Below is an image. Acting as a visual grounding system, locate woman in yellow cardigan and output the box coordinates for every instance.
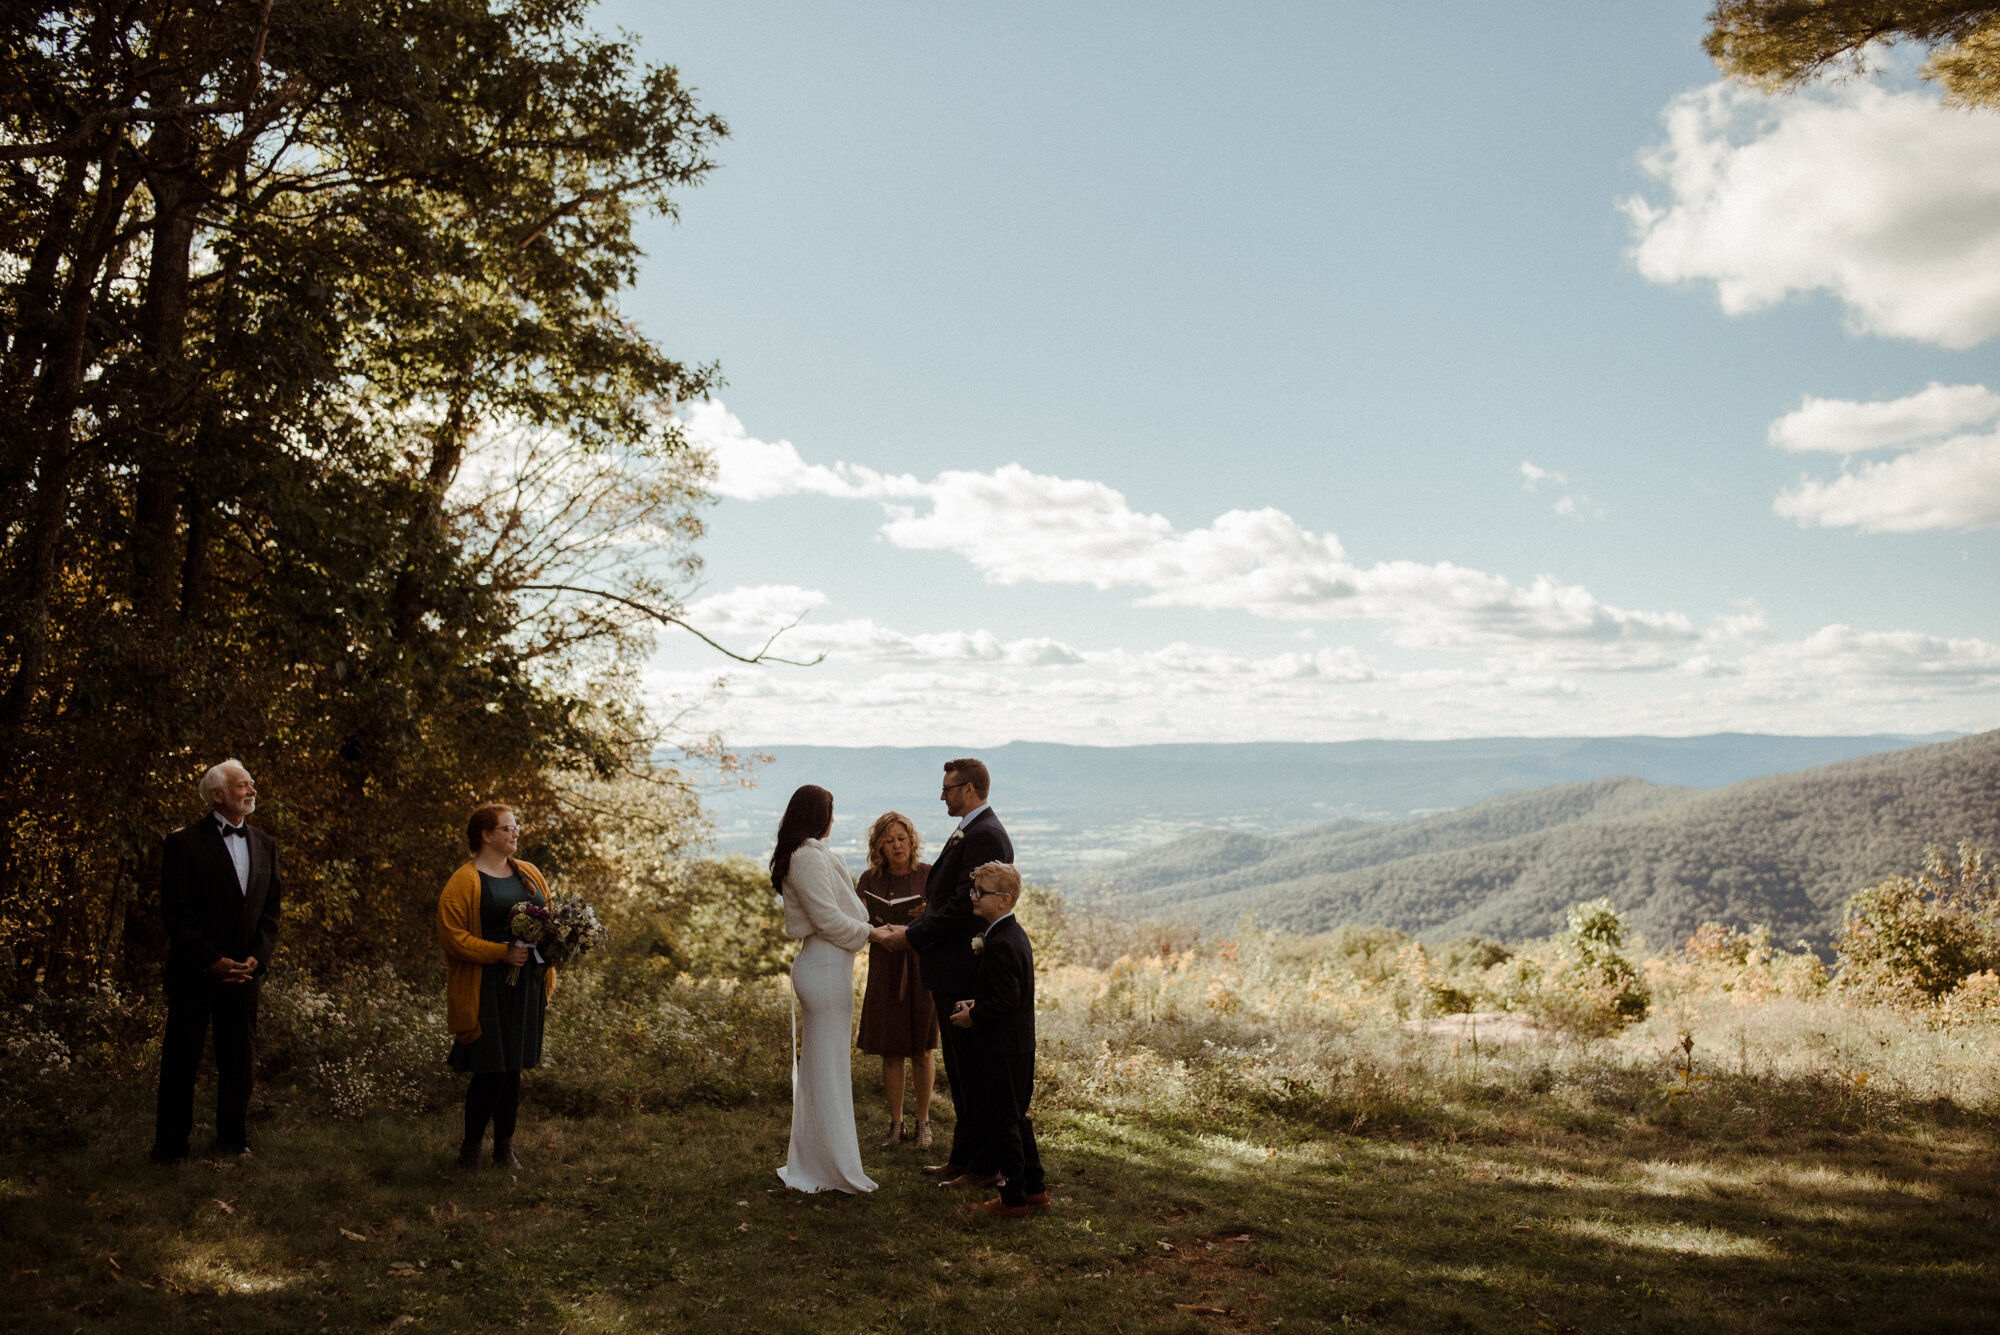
[437,803,556,1170]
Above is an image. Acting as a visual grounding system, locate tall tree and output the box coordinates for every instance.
[0,1,754,992]
[1706,2,2000,106]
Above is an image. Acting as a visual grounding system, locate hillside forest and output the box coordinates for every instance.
[1095,729,2000,948]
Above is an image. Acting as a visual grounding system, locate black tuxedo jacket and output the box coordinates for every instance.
[161,817,283,983]
[904,805,1012,999]
[970,914,1035,1056]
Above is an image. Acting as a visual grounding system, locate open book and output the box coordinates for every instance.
[862,890,923,924]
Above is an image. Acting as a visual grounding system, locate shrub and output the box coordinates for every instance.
[1837,842,1999,1005]
[1500,898,1650,1036]
[1651,921,1828,1003]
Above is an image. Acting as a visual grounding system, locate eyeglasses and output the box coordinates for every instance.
[494,825,520,835]
[970,886,1005,899]
[941,780,972,796]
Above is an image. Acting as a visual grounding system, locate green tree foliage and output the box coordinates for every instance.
[1836,842,1999,1002]
[1706,1,2000,108]
[0,1,747,995]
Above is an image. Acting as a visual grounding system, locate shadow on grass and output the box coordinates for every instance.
[3,1085,1997,1334]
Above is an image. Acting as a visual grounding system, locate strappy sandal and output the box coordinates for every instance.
[879,1119,905,1148]
[913,1120,933,1150]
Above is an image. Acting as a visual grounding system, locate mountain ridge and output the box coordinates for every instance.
[1089,730,2000,946]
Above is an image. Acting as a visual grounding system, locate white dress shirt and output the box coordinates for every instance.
[214,813,249,894]
[955,802,990,832]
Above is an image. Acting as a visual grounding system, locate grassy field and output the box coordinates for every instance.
[8,905,2000,1333]
[6,1057,1998,1334]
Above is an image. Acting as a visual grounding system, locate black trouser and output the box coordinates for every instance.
[933,992,994,1173]
[977,1051,1043,1205]
[463,1071,523,1149]
[152,973,260,1159]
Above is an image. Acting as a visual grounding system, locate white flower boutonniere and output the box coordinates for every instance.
[970,934,986,955]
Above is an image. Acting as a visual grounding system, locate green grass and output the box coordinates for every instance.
[5,1082,1997,1334]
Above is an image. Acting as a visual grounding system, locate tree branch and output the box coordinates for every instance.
[511,583,823,666]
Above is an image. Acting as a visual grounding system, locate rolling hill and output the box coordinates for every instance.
[1090,729,2000,947]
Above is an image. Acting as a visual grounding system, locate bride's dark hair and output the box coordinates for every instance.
[770,785,835,895]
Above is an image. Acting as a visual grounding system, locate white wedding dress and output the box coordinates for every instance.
[776,839,878,1194]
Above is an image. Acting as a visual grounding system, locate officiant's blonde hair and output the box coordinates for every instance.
[864,811,924,877]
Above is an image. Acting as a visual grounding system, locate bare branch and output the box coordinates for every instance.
[512,583,823,666]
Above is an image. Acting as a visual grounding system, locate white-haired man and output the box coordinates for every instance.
[150,759,283,1164]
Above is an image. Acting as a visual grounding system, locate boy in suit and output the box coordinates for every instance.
[951,861,1048,1218]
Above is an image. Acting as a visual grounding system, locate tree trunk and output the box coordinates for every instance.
[132,111,203,622]
[0,141,139,733]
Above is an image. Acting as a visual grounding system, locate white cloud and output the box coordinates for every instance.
[688,406,1684,653]
[1521,460,1602,521]
[684,400,923,502]
[1626,81,2000,349]
[681,584,1085,667]
[649,611,2000,747]
[1743,624,2000,683]
[1768,383,2000,453]
[1774,427,2000,531]
[1761,383,2000,532]
[682,584,828,634]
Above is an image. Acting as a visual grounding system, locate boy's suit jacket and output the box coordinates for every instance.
[970,913,1035,1056]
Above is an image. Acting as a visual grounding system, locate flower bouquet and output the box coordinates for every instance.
[507,896,608,984]
[506,901,553,986]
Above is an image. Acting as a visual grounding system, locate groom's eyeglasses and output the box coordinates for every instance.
[941,780,972,796]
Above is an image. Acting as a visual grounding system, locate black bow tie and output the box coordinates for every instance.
[219,824,247,839]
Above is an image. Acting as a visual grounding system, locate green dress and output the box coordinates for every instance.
[446,872,548,1074]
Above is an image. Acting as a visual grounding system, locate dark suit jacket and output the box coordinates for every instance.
[161,816,282,982]
[969,914,1035,1056]
[904,805,1012,999]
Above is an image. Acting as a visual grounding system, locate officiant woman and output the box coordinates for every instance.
[437,803,555,1171]
[856,811,938,1149]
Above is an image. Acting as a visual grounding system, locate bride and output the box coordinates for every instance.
[770,784,893,1194]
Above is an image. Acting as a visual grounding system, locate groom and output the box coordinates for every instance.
[884,757,1012,1185]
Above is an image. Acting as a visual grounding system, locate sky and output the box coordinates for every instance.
[585,0,2000,747]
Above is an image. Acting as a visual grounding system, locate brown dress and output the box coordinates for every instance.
[856,864,939,1057]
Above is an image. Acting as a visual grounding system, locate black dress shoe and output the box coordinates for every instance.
[492,1138,520,1169]
[457,1145,483,1171]
[150,1149,190,1166]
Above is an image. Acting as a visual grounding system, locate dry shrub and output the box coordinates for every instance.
[1649,921,1828,1004]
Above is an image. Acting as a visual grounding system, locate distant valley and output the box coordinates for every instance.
[701,732,1957,888]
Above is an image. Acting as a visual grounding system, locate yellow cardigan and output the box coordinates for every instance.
[437,858,557,1044]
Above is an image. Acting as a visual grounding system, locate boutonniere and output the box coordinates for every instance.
[943,830,963,847]
[970,934,986,955]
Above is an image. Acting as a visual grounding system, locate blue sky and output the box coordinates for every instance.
[584,1,2000,745]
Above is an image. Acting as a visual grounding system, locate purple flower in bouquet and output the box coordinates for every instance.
[507,901,552,986]
[538,897,609,968]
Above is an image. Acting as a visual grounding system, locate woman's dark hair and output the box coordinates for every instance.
[770,785,834,894]
[467,803,514,855]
